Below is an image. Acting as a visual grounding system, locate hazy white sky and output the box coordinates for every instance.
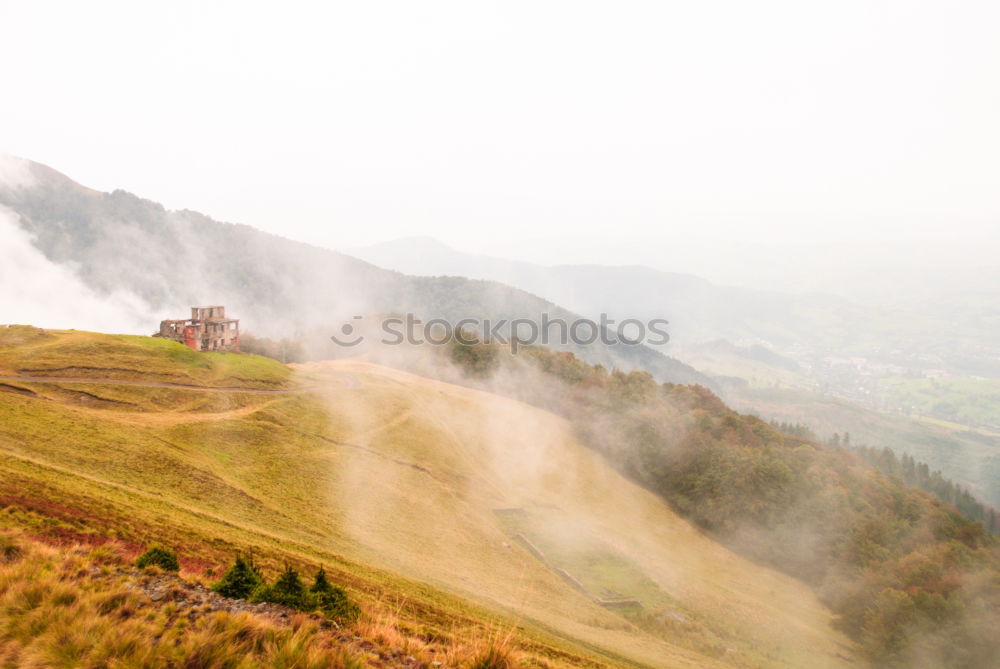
[1,0,998,262]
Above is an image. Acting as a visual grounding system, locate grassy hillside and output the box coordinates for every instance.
[0,327,854,668]
[474,346,1000,667]
[0,327,295,388]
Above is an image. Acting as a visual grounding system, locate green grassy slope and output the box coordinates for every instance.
[0,327,294,388]
[0,327,855,668]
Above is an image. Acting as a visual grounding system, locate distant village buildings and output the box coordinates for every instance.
[157,306,240,352]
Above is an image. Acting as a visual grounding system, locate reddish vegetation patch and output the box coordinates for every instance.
[179,555,217,575]
[29,528,110,548]
[27,528,144,556]
[26,528,216,574]
[115,540,151,562]
[0,495,100,523]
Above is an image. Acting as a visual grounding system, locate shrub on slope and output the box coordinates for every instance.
[135,545,179,571]
[251,565,314,610]
[311,567,360,623]
[212,553,264,599]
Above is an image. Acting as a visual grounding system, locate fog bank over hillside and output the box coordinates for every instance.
[0,208,156,333]
[353,235,1000,512]
[0,155,156,332]
[0,155,710,387]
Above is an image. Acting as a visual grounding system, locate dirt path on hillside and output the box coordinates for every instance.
[0,373,360,393]
[68,399,291,427]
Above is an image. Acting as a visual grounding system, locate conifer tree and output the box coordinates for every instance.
[311,567,360,622]
[212,553,264,600]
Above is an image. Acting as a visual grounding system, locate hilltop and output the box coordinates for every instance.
[0,326,855,668]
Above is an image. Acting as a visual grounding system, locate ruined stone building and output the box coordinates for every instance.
[157,306,240,352]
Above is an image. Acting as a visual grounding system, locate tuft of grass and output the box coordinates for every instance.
[468,631,520,669]
[0,533,22,564]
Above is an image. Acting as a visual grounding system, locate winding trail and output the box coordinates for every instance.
[0,372,361,393]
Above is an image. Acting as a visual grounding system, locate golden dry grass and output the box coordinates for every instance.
[0,533,363,669]
[0,328,858,668]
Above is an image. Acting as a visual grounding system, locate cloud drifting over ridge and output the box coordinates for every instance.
[0,205,156,334]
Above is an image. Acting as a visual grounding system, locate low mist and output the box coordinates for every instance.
[0,206,156,333]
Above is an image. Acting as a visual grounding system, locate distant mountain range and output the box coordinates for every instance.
[0,157,709,386]
[352,236,864,348]
[350,237,1000,374]
[353,236,1000,379]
